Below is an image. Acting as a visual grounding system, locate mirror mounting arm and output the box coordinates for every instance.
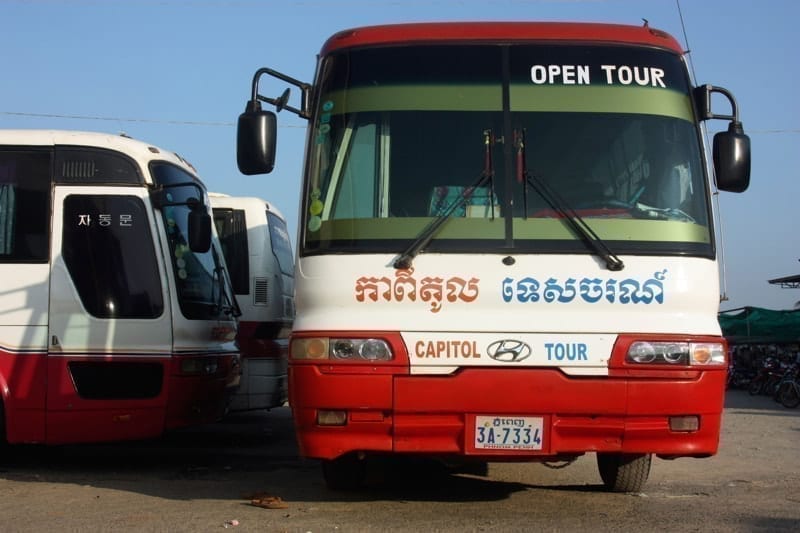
[249,67,312,119]
[695,84,741,124]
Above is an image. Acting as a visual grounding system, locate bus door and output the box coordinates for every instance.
[0,147,51,443]
[46,185,173,443]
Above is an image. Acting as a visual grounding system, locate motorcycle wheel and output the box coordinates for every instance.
[748,378,763,396]
[778,383,800,409]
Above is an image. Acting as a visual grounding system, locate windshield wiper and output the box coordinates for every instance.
[393,130,497,270]
[516,129,624,272]
[212,245,242,317]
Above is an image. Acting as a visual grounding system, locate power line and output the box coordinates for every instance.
[0,110,306,128]
[3,110,798,134]
[710,128,800,135]
[0,110,232,127]
[2,0,600,5]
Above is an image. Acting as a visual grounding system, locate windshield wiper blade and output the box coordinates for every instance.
[516,129,624,272]
[393,171,494,269]
[393,130,496,270]
[526,174,624,271]
[212,246,242,317]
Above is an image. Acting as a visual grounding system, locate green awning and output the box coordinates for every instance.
[718,306,800,344]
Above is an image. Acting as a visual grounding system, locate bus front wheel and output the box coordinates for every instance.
[596,453,652,493]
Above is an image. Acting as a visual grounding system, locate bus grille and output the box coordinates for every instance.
[254,277,268,305]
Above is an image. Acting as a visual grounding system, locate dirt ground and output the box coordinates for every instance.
[0,389,798,532]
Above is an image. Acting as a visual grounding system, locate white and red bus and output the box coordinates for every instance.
[236,22,751,492]
[210,194,294,411]
[0,130,240,445]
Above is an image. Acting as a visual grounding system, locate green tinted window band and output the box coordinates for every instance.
[306,218,709,244]
[321,85,693,119]
[510,85,694,120]
[323,86,502,113]
[512,219,710,243]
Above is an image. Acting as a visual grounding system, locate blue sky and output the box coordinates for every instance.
[2,0,798,311]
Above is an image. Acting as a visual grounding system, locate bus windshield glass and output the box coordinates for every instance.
[151,163,231,320]
[302,43,712,258]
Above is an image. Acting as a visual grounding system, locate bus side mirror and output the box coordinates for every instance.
[237,101,277,175]
[693,84,751,193]
[188,209,212,253]
[714,122,751,193]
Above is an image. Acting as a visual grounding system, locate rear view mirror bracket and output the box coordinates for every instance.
[694,84,740,123]
[248,67,312,119]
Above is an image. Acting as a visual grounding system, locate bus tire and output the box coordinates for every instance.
[322,454,366,490]
[596,453,651,493]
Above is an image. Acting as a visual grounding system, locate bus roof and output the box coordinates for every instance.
[321,21,684,55]
[0,129,198,177]
[209,193,287,221]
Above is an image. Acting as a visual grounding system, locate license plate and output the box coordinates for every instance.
[474,415,544,450]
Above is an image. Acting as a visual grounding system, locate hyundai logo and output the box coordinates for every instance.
[486,340,532,362]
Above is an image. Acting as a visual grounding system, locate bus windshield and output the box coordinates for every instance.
[151,163,233,320]
[302,43,712,258]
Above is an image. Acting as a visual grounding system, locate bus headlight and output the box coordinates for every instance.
[291,337,393,361]
[180,357,219,375]
[331,338,392,360]
[626,342,725,366]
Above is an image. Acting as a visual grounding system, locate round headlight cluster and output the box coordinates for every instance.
[331,338,392,361]
[627,341,689,365]
[626,341,726,366]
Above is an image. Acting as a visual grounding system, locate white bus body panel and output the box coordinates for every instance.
[295,253,721,374]
[0,264,49,358]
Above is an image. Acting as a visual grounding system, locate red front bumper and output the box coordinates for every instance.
[289,365,725,461]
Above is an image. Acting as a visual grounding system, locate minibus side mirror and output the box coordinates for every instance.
[188,208,212,253]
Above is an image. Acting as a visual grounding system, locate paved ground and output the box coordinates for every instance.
[0,389,798,532]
